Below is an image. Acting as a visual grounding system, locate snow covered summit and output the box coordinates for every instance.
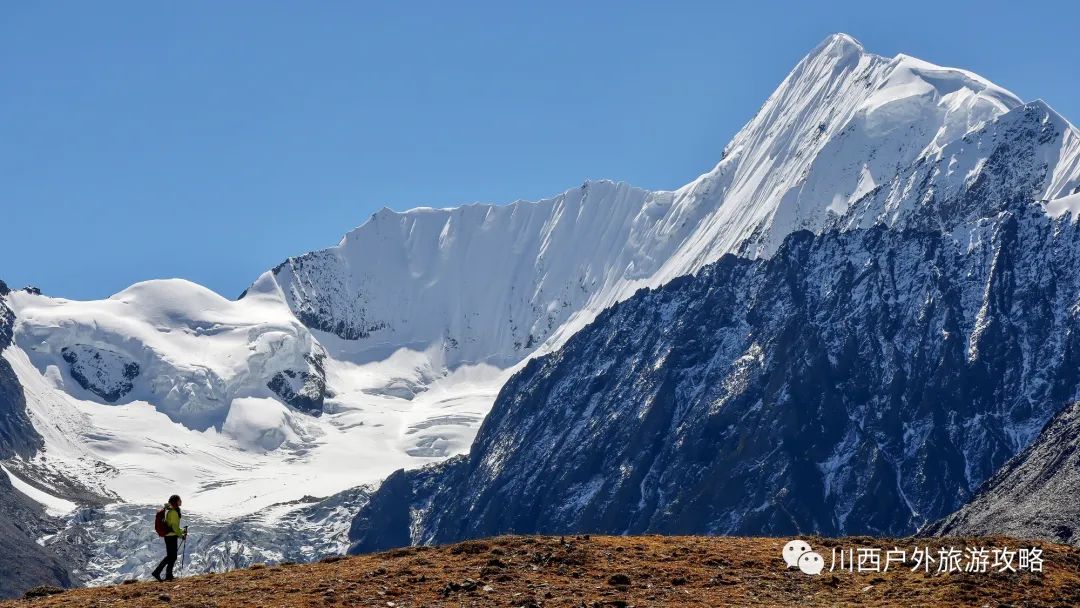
[252,33,1077,372]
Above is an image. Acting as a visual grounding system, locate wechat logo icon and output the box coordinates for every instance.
[783,539,824,575]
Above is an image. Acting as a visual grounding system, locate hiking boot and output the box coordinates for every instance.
[151,573,163,582]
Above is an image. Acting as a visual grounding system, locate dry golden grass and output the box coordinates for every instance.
[5,535,1079,607]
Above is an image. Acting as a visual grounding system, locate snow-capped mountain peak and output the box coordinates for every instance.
[252,35,1054,377]
[668,33,1025,264]
[343,38,1080,552]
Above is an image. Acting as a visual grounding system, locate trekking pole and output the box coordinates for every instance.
[180,529,189,576]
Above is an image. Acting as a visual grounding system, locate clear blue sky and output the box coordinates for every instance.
[4,1,1079,300]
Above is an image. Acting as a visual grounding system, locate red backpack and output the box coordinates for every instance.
[154,507,169,537]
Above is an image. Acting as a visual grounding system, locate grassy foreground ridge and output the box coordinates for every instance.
[4,535,1078,607]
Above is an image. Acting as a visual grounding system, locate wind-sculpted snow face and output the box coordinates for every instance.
[784,54,1018,226]
[243,34,1076,393]
[659,35,1027,264]
[8,279,322,431]
[834,100,1080,236]
[250,181,669,367]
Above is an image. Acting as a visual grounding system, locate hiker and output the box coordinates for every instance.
[152,495,188,581]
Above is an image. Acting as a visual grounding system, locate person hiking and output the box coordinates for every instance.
[152,495,187,581]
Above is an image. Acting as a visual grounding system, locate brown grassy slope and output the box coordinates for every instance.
[4,535,1079,607]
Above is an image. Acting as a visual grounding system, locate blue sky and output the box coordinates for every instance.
[4,1,1079,299]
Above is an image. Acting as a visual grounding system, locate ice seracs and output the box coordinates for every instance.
[10,278,317,430]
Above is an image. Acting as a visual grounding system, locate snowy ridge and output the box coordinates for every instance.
[665,34,1021,260]
[255,34,1080,371]
[249,180,662,367]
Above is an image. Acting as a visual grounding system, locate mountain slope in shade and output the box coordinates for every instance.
[0,284,69,598]
[0,282,41,460]
[348,98,1080,549]
[0,470,70,599]
[928,400,1080,545]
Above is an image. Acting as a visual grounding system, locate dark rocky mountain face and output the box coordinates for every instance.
[927,399,1080,545]
[0,471,71,598]
[266,351,329,415]
[0,282,42,460]
[59,345,140,403]
[0,357,40,460]
[0,282,68,598]
[349,104,1080,552]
